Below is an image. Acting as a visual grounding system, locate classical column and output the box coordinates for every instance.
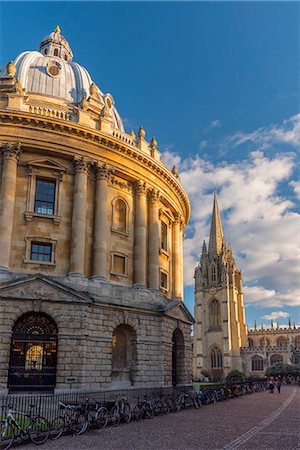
[133,181,147,287]
[148,189,160,289]
[92,163,113,280]
[69,157,90,277]
[173,213,183,299]
[0,143,22,272]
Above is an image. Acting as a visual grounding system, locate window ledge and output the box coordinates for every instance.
[25,211,62,224]
[110,271,128,278]
[24,259,56,266]
[111,227,129,237]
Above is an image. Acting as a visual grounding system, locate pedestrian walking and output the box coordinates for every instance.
[276,377,282,394]
[269,377,275,393]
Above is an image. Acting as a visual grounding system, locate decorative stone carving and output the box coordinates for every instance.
[73,156,91,174]
[149,188,161,203]
[2,142,22,162]
[89,82,98,97]
[134,180,147,195]
[96,163,114,180]
[172,165,179,178]
[129,130,136,139]
[138,126,146,139]
[150,136,157,150]
[6,61,16,78]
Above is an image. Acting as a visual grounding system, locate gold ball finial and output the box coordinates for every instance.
[54,25,61,34]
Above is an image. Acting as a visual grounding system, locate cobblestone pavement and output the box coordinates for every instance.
[23,385,300,450]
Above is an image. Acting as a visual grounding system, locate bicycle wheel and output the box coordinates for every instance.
[110,406,120,427]
[95,407,108,429]
[71,411,89,436]
[153,400,164,416]
[28,416,50,445]
[133,404,143,422]
[49,416,65,440]
[0,422,14,450]
[122,403,131,423]
[144,403,154,419]
[172,399,181,413]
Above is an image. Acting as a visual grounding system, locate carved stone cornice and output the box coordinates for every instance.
[1,142,22,162]
[134,180,147,195]
[73,156,91,174]
[95,162,114,181]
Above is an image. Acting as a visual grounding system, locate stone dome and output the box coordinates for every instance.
[4,26,124,131]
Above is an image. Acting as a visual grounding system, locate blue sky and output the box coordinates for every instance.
[1,1,299,328]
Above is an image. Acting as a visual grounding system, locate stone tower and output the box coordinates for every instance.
[193,193,247,379]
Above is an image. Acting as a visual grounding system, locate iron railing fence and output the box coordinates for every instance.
[0,380,268,422]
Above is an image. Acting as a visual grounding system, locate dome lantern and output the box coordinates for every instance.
[39,25,73,62]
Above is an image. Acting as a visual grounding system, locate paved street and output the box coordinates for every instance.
[23,385,300,450]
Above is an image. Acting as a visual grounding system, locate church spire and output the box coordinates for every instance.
[208,192,224,256]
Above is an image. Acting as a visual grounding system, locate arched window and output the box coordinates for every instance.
[259,337,265,348]
[251,355,263,371]
[294,336,300,349]
[112,324,137,386]
[270,354,283,366]
[44,48,48,55]
[64,54,68,61]
[248,338,254,348]
[112,198,127,233]
[210,347,222,368]
[8,312,57,391]
[53,48,59,56]
[209,299,221,329]
[277,337,287,349]
[211,264,216,282]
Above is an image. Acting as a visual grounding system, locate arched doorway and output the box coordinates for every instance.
[8,312,57,392]
[111,324,137,387]
[172,328,185,386]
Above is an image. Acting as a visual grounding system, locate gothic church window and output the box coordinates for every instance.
[210,347,222,368]
[209,299,221,329]
[251,355,263,371]
[294,336,300,349]
[277,337,287,349]
[270,354,283,365]
[211,264,216,282]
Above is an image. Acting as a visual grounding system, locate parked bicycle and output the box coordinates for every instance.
[0,403,49,450]
[133,395,154,421]
[109,395,131,427]
[50,401,89,440]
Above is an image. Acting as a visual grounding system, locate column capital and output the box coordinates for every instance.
[95,162,114,181]
[173,212,183,224]
[2,142,22,162]
[73,156,92,174]
[134,180,147,195]
[149,188,161,204]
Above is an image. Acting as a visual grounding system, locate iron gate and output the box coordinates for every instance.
[8,313,57,392]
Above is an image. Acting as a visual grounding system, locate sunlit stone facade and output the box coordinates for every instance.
[0,27,193,393]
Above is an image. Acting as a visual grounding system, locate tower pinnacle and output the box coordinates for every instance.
[208,192,224,256]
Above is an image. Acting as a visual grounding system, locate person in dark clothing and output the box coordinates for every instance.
[276,377,282,393]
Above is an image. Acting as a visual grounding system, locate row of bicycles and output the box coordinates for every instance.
[0,381,268,449]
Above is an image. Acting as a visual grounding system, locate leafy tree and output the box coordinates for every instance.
[265,363,300,377]
[226,369,246,381]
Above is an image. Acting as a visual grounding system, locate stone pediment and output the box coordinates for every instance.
[27,158,67,172]
[159,301,194,324]
[0,275,91,304]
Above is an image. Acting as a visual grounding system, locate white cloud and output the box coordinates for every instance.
[161,114,300,310]
[200,140,208,150]
[261,311,289,321]
[210,119,221,129]
[230,113,300,147]
[290,180,300,200]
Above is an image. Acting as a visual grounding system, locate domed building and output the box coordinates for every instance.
[0,27,193,393]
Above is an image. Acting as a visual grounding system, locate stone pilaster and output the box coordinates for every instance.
[173,213,182,299]
[69,157,90,277]
[133,180,147,288]
[0,142,22,272]
[148,189,160,290]
[92,163,113,280]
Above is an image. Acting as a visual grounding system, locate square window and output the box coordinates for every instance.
[30,242,52,262]
[113,255,126,275]
[34,179,56,215]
